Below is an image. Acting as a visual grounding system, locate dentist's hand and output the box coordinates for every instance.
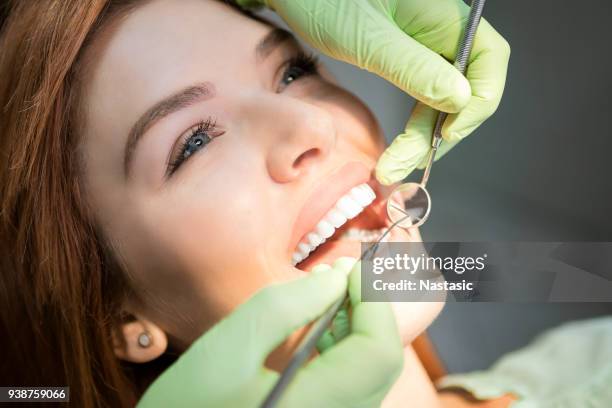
[137,258,403,407]
[238,0,510,184]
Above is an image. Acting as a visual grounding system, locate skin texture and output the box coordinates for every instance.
[78,0,458,405]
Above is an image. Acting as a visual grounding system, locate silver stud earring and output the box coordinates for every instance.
[137,331,152,348]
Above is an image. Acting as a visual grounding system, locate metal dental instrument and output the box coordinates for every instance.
[261,2,486,406]
[387,0,487,229]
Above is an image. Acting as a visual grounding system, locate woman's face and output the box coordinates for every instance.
[80,0,441,351]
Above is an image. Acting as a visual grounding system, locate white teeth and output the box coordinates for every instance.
[341,228,385,242]
[326,208,347,228]
[307,232,324,247]
[292,253,303,265]
[363,184,376,199]
[316,220,335,239]
[298,242,313,257]
[291,183,377,266]
[336,195,362,219]
[350,185,375,207]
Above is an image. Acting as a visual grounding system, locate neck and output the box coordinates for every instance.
[382,345,516,408]
[382,345,443,408]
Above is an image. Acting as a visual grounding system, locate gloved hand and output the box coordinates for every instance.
[137,258,404,407]
[237,0,510,184]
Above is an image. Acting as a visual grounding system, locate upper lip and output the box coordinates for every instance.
[287,161,372,256]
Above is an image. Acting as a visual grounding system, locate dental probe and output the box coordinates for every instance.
[261,2,486,406]
[421,0,486,187]
[386,0,486,229]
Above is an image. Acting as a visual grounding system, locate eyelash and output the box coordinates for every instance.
[166,52,319,176]
[167,118,216,176]
[279,51,320,89]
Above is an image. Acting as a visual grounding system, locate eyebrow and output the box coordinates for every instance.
[256,27,293,61]
[124,83,215,177]
[123,28,293,178]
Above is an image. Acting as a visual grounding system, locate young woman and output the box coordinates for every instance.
[0,0,448,405]
[5,1,607,407]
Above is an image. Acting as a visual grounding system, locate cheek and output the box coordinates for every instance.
[157,176,269,304]
[140,152,296,334]
[320,87,386,158]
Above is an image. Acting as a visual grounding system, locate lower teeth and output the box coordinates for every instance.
[340,228,386,242]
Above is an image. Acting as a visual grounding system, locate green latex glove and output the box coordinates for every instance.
[137,258,404,407]
[238,0,510,184]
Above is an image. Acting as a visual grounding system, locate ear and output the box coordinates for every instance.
[112,316,168,363]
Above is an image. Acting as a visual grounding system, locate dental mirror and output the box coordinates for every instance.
[386,182,431,228]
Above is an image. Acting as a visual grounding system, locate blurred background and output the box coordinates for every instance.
[264,0,612,373]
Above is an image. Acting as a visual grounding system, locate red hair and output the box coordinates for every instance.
[0,1,153,406]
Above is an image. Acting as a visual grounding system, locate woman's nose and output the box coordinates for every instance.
[266,106,336,183]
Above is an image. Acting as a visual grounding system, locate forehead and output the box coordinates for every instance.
[92,0,268,86]
[81,0,269,155]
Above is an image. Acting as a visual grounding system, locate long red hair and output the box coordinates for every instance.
[0,1,157,406]
[0,2,451,406]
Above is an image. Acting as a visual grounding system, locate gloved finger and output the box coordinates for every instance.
[316,328,336,353]
[269,0,471,113]
[283,262,403,407]
[356,23,472,113]
[330,307,350,343]
[375,102,437,185]
[376,102,465,183]
[393,0,510,140]
[327,257,359,346]
[314,257,360,354]
[346,261,400,352]
[314,259,355,353]
[418,139,460,170]
[192,265,347,373]
[345,260,402,379]
[394,0,510,129]
[315,303,350,353]
[441,21,510,141]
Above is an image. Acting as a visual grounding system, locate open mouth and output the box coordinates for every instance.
[291,180,390,271]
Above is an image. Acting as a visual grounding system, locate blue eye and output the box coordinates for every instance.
[167,119,215,176]
[280,51,319,88]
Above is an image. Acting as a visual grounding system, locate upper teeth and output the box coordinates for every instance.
[291,183,376,265]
